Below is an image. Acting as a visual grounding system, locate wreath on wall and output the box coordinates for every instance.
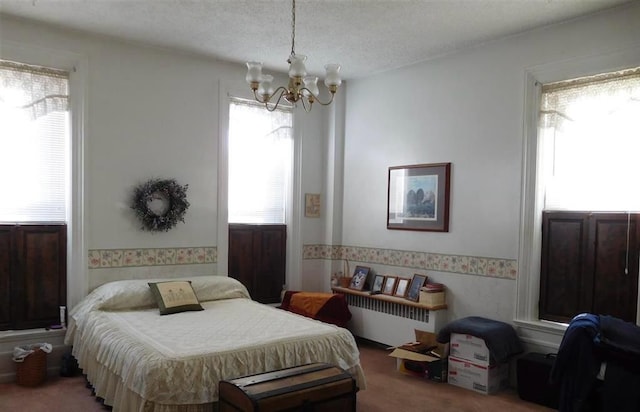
[131,178,190,232]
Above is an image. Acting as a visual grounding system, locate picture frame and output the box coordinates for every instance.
[394,278,410,297]
[406,274,428,302]
[387,163,451,232]
[371,275,385,293]
[304,193,321,218]
[382,275,398,296]
[349,266,370,291]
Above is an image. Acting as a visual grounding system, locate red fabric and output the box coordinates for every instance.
[278,291,352,328]
[290,292,333,318]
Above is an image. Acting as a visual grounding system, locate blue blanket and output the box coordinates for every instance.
[436,316,523,364]
[550,313,640,412]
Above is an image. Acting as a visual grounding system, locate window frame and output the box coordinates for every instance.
[217,79,304,291]
[0,41,88,315]
[516,48,640,338]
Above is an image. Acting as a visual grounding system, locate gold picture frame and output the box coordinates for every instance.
[305,193,321,218]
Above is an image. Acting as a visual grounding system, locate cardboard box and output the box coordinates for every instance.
[447,355,508,395]
[388,330,449,382]
[449,333,491,365]
[393,352,448,382]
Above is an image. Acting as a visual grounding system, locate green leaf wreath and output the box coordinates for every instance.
[131,178,190,232]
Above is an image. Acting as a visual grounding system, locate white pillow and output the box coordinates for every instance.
[76,275,250,312]
[190,275,250,302]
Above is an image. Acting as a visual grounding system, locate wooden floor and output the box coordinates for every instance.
[0,340,554,411]
[356,339,554,412]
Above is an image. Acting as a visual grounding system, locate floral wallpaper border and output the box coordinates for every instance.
[88,244,517,280]
[302,244,517,280]
[88,247,217,269]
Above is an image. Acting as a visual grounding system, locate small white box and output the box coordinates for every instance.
[449,333,491,365]
[447,355,508,395]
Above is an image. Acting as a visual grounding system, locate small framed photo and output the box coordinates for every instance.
[349,266,370,291]
[371,275,385,293]
[407,274,428,302]
[304,193,321,217]
[382,276,398,295]
[394,278,410,297]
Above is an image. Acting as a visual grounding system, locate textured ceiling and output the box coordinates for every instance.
[0,0,632,79]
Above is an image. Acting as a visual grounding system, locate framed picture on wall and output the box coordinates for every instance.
[349,266,370,291]
[406,274,427,302]
[382,276,398,296]
[387,163,451,232]
[394,278,410,297]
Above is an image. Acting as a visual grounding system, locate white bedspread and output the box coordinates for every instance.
[67,276,365,411]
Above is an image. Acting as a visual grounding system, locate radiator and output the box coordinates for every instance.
[343,293,447,347]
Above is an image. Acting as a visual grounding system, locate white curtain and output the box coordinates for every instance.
[539,68,640,212]
[0,60,68,118]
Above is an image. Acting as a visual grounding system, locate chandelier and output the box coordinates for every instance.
[245,0,342,112]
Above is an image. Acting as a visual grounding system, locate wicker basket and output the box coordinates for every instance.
[16,348,48,387]
[419,290,446,307]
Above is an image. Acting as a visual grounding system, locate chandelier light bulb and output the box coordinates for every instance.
[257,74,274,96]
[324,64,342,88]
[288,54,307,78]
[245,62,263,85]
[303,76,320,97]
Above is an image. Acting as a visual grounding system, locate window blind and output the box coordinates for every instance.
[0,60,70,222]
[228,98,293,224]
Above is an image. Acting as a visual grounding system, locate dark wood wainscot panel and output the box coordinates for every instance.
[0,224,67,330]
[540,212,638,323]
[228,224,286,304]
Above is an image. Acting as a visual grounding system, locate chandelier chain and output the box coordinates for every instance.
[290,0,296,57]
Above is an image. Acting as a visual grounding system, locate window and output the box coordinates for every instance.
[537,68,640,323]
[539,69,640,212]
[227,99,293,224]
[0,60,69,222]
[226,99,293,303]
[0,60,69,330]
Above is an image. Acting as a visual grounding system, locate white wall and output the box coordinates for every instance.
[2,2,639,358]
[1,16,233,249]
[341,2,640,344]
[0,15,333,379]
[0,15,330,291]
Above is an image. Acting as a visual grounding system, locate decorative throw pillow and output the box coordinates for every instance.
[148,280,204,315]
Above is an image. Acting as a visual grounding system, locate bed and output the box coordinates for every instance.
[64,275,366,412]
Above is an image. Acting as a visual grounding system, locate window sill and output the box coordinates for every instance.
[514,318,567,336]
[0,328,66,345]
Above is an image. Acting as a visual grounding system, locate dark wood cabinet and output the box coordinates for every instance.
[228,224,286,304]
[0,224,66,330]
[540,212,639,323]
